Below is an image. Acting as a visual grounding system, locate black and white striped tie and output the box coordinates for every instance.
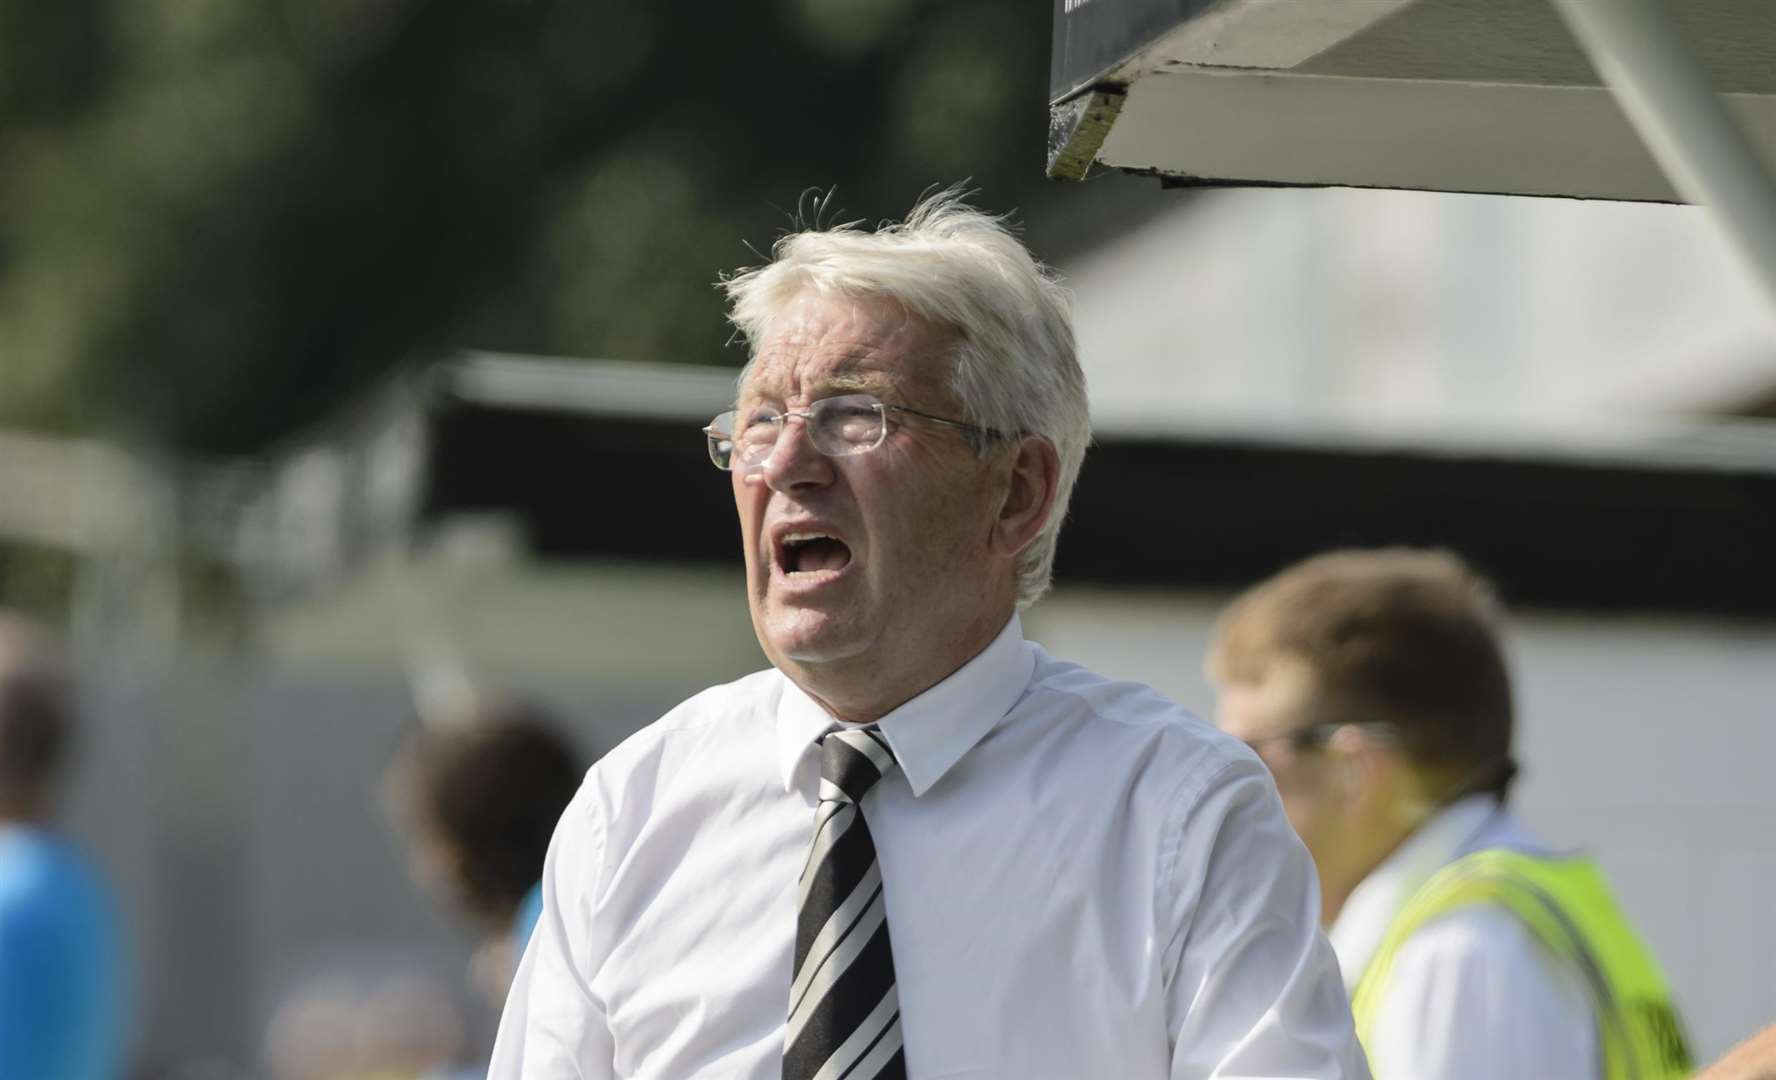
[783,727,907,1080]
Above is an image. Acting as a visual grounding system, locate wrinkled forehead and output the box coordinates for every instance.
[739,290,958,405]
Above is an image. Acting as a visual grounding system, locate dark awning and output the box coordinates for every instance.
[422,356,1776,617]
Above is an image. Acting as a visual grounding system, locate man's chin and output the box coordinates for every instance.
[758,611,871,667]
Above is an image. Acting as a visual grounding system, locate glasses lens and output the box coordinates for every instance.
[732,406,783,466]
[1288,725,1338,751]
[705,412,737,470]
[809,395,885,457]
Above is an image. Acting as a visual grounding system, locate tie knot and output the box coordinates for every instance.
[819,727,899,805]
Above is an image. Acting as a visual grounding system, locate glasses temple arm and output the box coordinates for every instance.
[884,404,1015,440]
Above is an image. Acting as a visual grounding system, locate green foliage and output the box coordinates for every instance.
[0,0,1155,455]
[0,540,77,619]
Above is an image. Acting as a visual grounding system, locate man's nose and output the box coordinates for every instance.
[759,416,834,490]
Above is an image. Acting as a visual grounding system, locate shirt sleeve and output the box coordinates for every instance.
[1368,905,1596,1080]
[1163,756,1371,1079]
[488,784,616,1079]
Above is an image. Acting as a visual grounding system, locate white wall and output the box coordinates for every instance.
[82,558,1776,1069]
[1064,188,1776,437]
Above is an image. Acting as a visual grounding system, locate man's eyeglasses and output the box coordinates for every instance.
[703,393,1009,471]
[1238,722,1399,755]
[1239,724,1342,755]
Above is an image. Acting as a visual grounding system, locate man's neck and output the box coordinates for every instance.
[786,609,1012,723]
[1322,819,1420,926]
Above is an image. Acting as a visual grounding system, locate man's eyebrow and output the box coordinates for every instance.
[738,355,902,405]
[821,369,893,392]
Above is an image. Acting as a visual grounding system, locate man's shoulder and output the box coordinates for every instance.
[1019,648,1261,790]
[0,832,112,930]
[1376,896,1598,1074]
[1390,902,1593,1010]
[1392,836,1590,980]
[1405,903,1536,956]
[589,667,784,781]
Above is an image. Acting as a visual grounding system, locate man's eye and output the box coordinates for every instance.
[740,409,779,433]
[831,405,878,426]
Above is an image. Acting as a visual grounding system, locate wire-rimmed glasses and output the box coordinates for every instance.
[1237,721,1400,756]
[1238,723,1343,755]
[702,393,1007,471]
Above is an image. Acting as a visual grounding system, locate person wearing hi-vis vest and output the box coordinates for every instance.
[1207,547,1693,1080]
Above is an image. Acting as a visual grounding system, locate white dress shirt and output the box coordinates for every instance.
[1330,794,1597,1080]
[490,615,1367,1079]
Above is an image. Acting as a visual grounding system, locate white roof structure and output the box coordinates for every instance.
[1062,185,1776,441]
[1050,0,1776,202]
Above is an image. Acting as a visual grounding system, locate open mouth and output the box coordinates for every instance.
[778,532,853,576]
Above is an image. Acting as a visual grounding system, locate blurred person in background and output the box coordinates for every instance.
[1208,548,1691,1080]
[490,190,1366,1079]
[0,613,127,1080]
[263,970,466,1080]
[385,698,586,1010]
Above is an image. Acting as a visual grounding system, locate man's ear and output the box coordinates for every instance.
[1326,725,1379,804]
[991,435,1062,558]
[1331,726,1431,827]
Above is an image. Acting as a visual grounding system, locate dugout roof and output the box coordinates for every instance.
[1047,0,1776,199]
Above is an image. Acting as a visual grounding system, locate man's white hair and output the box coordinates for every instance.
[722,187,1091,609]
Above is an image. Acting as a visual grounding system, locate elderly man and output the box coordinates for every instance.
[1207,548,1690,1080]
[490,191,1365,1079]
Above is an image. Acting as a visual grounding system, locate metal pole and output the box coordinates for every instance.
[1547,0,1776,312]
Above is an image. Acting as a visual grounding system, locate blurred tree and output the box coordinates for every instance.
[0,0,1164,456]
[0,542,78,620]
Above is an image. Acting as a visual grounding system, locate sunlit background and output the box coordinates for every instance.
[2,1,1774,1077]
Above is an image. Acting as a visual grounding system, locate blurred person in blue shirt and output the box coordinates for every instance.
[0,614,126,1080]
[385,698,586,1009]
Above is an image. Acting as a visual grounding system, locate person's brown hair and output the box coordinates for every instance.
[1208,548,1518,800]
[390,700,585,927]
[0,615,73,808]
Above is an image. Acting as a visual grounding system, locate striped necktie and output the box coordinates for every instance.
[783,727,907,1080]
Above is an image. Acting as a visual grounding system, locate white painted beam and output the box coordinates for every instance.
[1098,66,1776,202]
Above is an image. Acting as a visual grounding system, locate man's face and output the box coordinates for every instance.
[733,291,1006,689]
[1214,663,1349,874]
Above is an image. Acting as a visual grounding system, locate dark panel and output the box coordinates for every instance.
[423,400,742,567]
[420,401,1776,616]
[1057,439,1776,615]
[1051,0,1216,102]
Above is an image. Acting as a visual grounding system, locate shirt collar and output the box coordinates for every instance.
[1327,793,1505,992]
[774,614,1034,798]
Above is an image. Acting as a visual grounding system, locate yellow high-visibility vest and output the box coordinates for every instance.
[1350,848,1691,1080]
